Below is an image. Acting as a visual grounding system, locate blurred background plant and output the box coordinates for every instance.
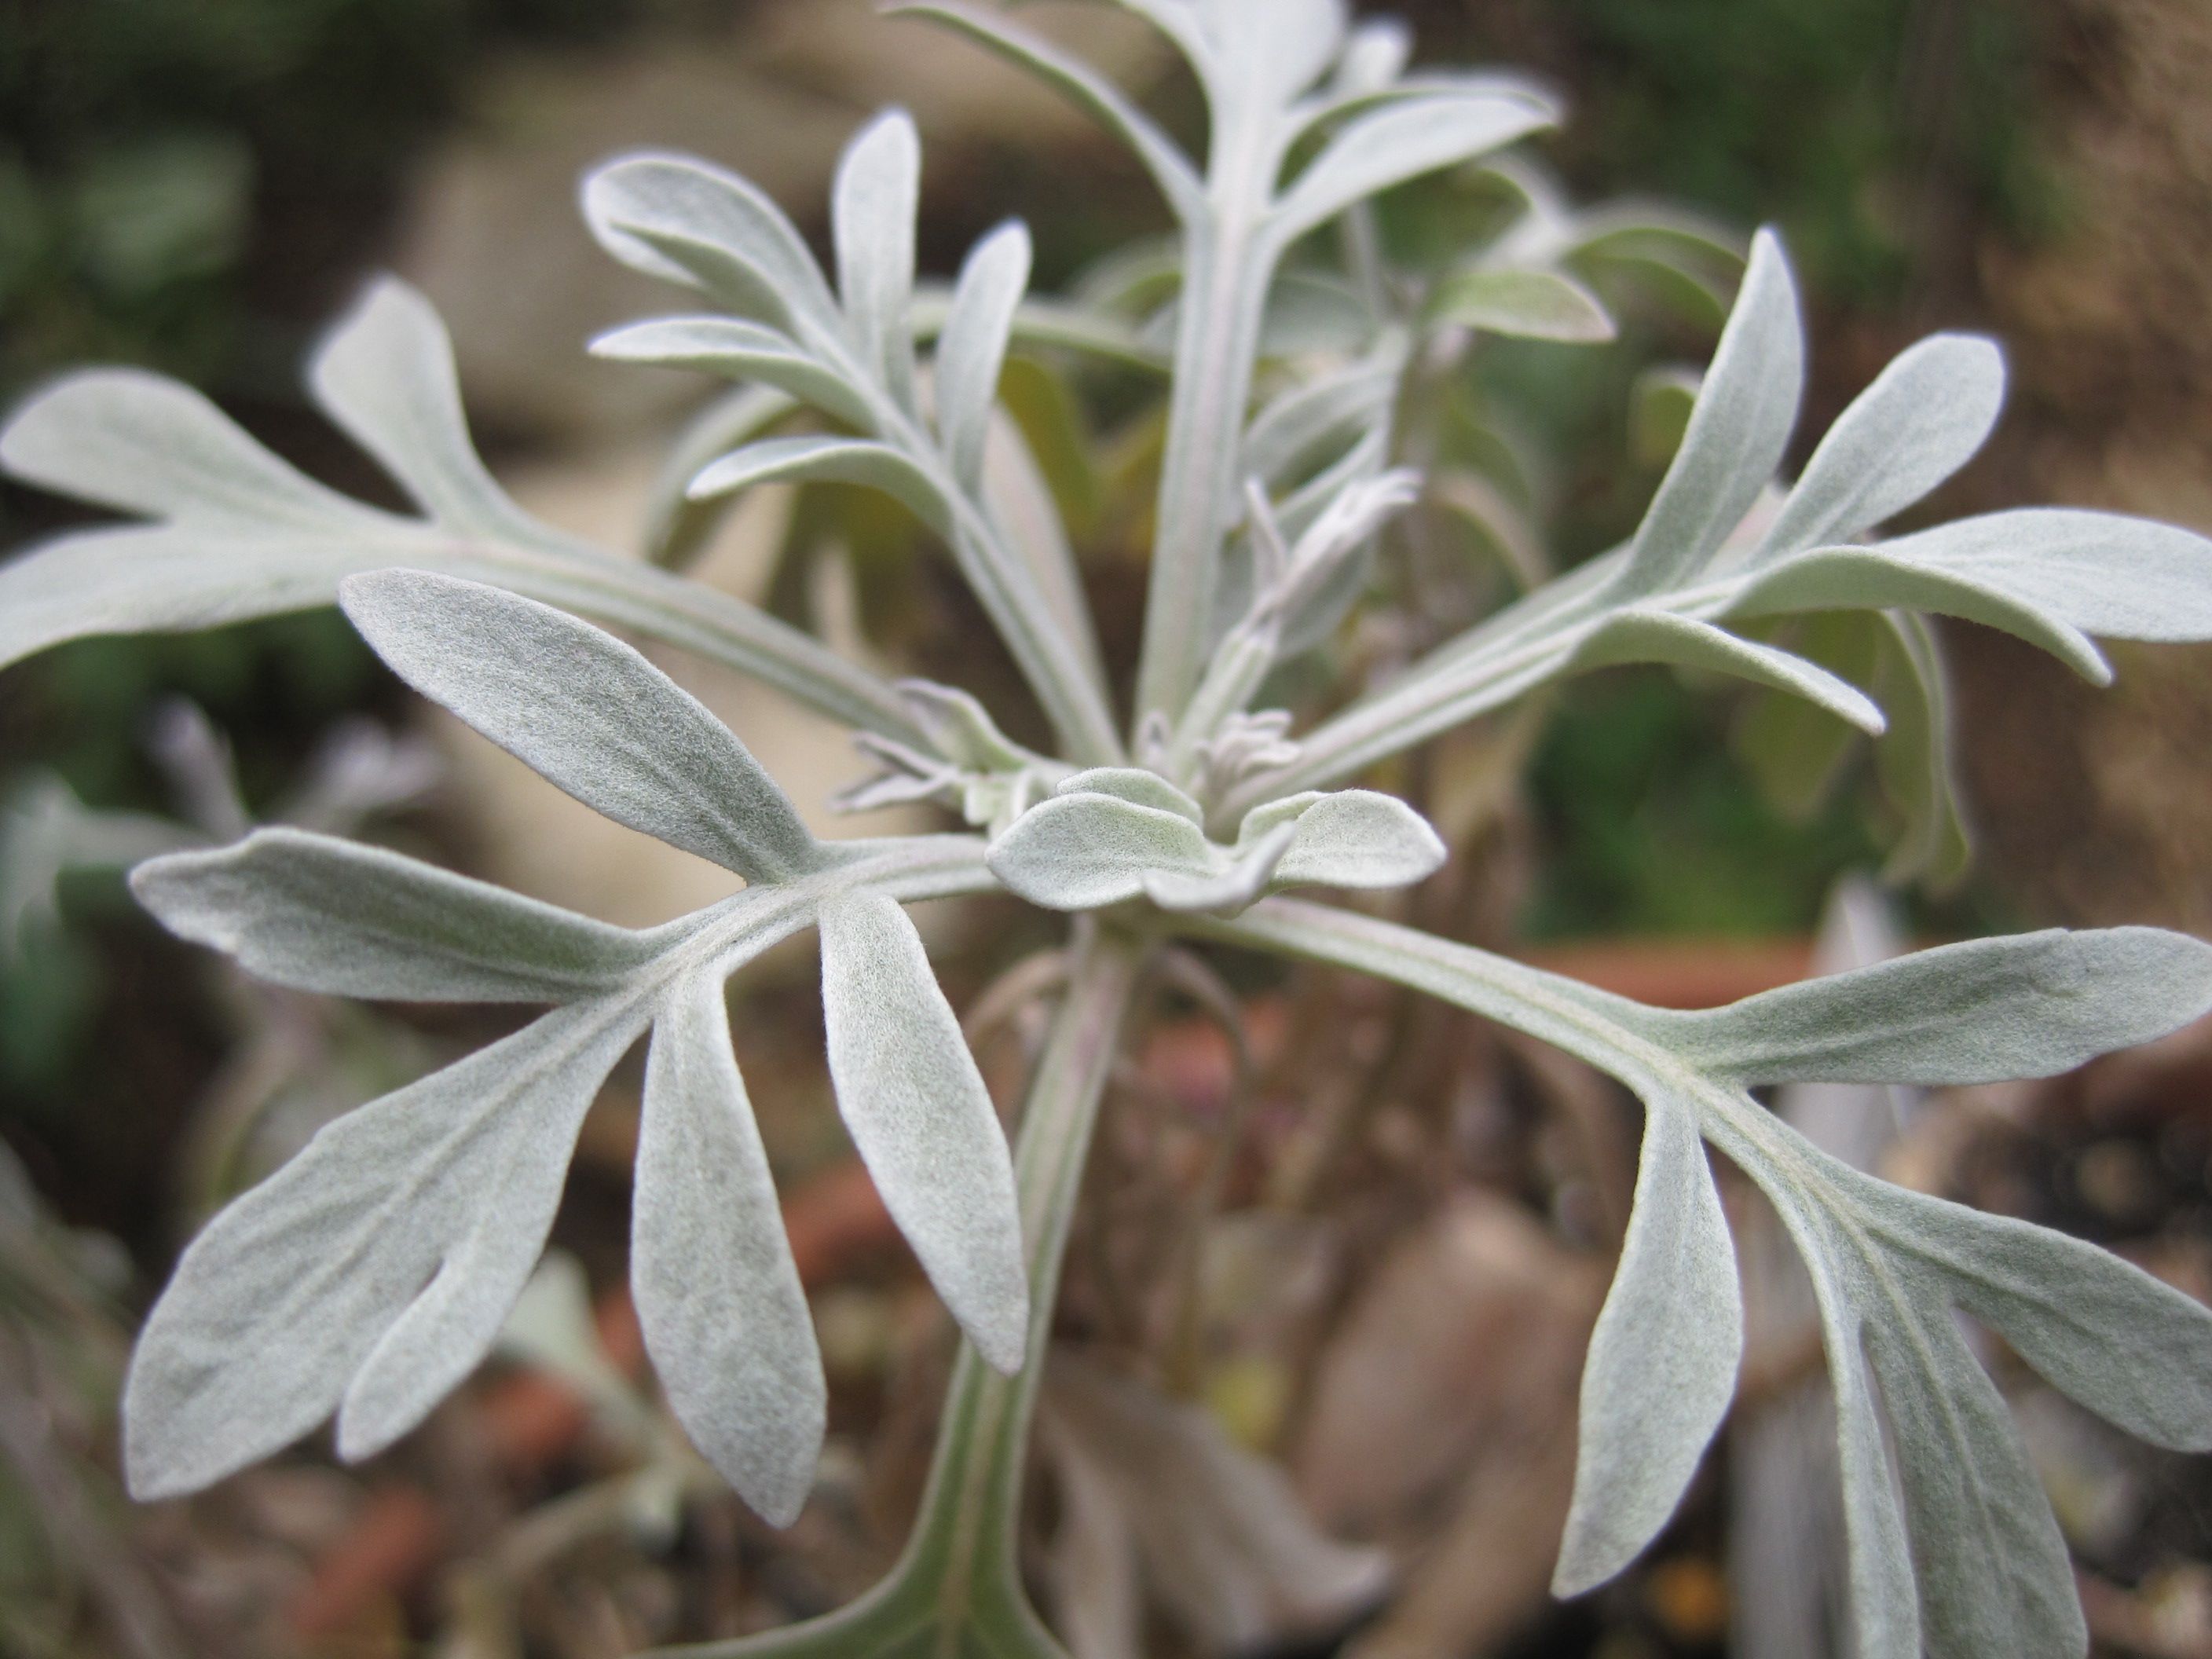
[2,2,2208,1656]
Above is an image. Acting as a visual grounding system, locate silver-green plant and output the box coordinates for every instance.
[4,4,2210,1656]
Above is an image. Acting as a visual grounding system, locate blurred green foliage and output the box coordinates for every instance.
[1456,0,2057,306]
[0,0,745,394]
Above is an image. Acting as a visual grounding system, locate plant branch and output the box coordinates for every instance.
[651,920,1148,1659]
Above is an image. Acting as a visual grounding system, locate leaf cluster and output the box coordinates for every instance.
[2,5,2210,1657]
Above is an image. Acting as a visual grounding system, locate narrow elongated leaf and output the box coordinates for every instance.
[938,222,1032,491]
[1613,229,1801,598]
[1865,1291,2082,1658]
[833,111,921,407]
[309,278,551,543]
[0,369,384,533]
[123,1002,643,1497]
[0,520,917,743]
[0,335,922,742]
[687,434,955,537]
[1876,507,2212,645]
[1431,266,1616,342]
[1554,1092,1741,1595]
[130,827,656,1002]
[817,888,1028,1373]
[1729,543,2111,683]
[988,792,1214,911]
[1270,90,1559,244]
[581,152,842,341]
[1732,1153,1924,1659]
[635,974,825,1525]
[1705,1117,2087,1659]
[1573,608,1886,734]
[340,570,829,883]
[885,2,1201,216]
[591,317,875,430]
[1658,926,2212,1086]
[1760,334,2005,557]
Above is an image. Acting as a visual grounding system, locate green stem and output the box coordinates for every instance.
[1133,105,1287,728]
[654,923,1146,1658]
[894,919,1147,1632]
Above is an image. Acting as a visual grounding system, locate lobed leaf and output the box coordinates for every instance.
[340,570,831,884]
[0,292,923,743]
[130,827,657,1003]
[1199,897,2212,1657]
[1055,767,1206,825]
[1240,789,1446,891]
[817,888,1029,1374]
[989,783,1443,914]
[988,789,1214,912]
[309,278,558,544]
[635,974,826,1525]
[124,1003,643,1497]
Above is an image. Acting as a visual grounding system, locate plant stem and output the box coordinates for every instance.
[654,924,1148,1659]
[1133,105,1285,728]
[892,918,1147,1634]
